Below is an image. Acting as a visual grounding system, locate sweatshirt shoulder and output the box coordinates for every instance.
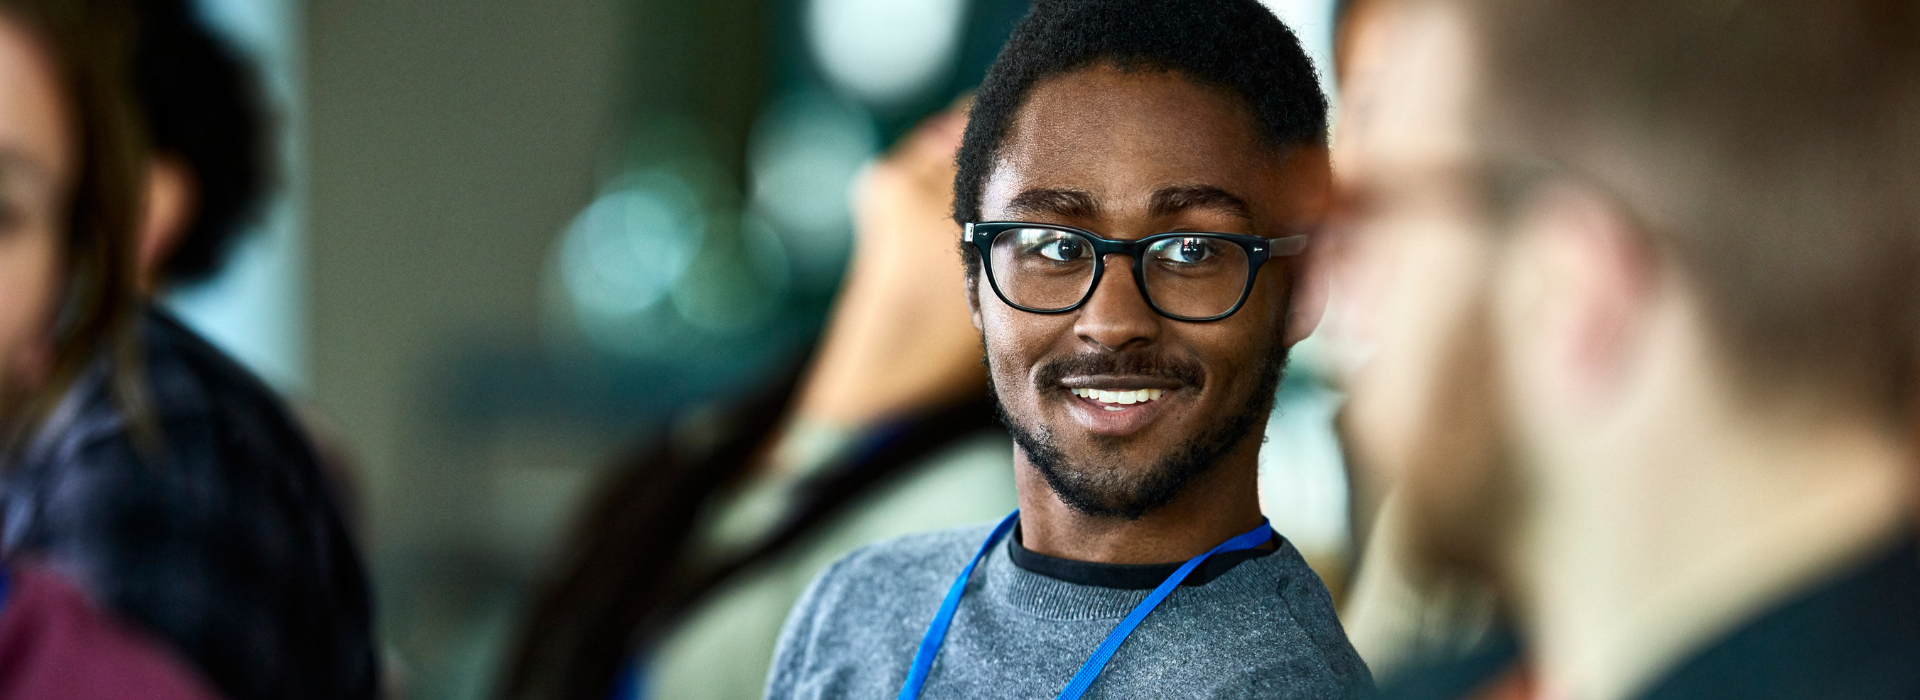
[828,523,995,578]
[1266,540,1376,696]
[768,522,1002,697]
[792,522,999,616]
[806,521,990,590]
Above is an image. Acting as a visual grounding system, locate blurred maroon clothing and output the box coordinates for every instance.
[0,564,221,700]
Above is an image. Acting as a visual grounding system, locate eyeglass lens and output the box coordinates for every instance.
[987,227,1251,320]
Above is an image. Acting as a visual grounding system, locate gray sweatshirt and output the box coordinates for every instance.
[765,523,1374,699]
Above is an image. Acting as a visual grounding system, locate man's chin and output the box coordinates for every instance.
[1034,462,1183,521]
[1021,432,1223,521]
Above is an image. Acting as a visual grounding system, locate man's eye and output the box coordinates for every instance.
[1032,235,1087,262]
[1158,237,1216,264]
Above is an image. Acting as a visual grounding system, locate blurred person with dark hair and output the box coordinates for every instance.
[1330,0,1920,698]
[0,0,380,698]
[0,0,142,453]
[762,0,1373,697]
[0,0,243,697]
[128,0,269,292]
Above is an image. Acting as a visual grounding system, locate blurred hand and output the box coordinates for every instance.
[791,103,984,431]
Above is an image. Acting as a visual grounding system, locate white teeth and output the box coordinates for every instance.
[1070,387,1167,406]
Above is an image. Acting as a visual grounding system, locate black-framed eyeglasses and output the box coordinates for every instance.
[964,222,1310,322]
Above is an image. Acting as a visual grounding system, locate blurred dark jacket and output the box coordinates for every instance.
[1380,535,1920,700]
[0,309,378,700]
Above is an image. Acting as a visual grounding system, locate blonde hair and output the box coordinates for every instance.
[1467,0,1920,424]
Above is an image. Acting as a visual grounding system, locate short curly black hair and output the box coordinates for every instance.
[134,0,273,285]
[953,0,1329,276]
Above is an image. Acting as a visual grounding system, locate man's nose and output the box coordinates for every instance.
[1074,254,1161,352]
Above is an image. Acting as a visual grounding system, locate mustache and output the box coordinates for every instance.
[1033,351,1205,389]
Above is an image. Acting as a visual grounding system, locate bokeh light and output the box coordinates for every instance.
[669,215,793,336]
[557,169,707,357]
[747,89,880,291]
[807,0,971,107]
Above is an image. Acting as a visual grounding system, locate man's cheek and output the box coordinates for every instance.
[983,327,1037,404]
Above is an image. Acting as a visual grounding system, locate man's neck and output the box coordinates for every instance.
[1515,406,1912,700]
[1014,442,1268,565]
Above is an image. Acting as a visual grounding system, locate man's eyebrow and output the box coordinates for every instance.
[1149,184,1252,221]
[1006,188,1100,220]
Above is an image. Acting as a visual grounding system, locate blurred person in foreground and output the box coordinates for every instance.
[1331,0,1920,698]
[0,0,232,696]
[504,107,1018,700]
[1324,0,1500,682]
[764,0,1372,697]
[0,0,380,698]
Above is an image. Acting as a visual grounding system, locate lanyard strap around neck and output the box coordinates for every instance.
[897,510,1275,700]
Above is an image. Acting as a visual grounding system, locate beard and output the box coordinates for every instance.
[990,342,1289,521]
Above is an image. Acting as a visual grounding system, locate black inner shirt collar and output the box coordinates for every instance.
[1007,523,1278,590]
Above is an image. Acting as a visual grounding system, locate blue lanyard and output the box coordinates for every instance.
[897,510,1275,700]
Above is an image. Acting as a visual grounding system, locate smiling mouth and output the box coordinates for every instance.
[1068,387,1170,411]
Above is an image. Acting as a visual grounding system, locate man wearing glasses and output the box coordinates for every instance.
[764,0,1371,698]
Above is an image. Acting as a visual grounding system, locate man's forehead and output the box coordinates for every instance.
[984,65,1281,214]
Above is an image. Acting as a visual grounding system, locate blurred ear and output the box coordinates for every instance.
[137,156,197,293]
[1502,181,1653,410]
[1284,239,1331,346]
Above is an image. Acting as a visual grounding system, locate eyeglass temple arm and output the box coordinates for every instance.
[1266,234,1310,257]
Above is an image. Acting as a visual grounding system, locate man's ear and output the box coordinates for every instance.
[966,268,985,333]
[138,156,198,293]
[1501,181,1653,411]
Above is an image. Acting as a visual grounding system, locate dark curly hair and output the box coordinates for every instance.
[952,0,1329,276]
[133,0,272,285]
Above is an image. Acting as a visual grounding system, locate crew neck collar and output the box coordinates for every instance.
[982,524,1293,621]
[1006,524,1276,590]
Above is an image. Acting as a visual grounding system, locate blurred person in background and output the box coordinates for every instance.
[505,106,1017,700]
[0,0,231,697]
[0,0,380,698]
[128,0,267,296]
[1325,0,1500,683]
[763,0,1372,697]
[1331,0,1920,698]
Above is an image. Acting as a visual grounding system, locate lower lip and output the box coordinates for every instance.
[1062,390,1178,437]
